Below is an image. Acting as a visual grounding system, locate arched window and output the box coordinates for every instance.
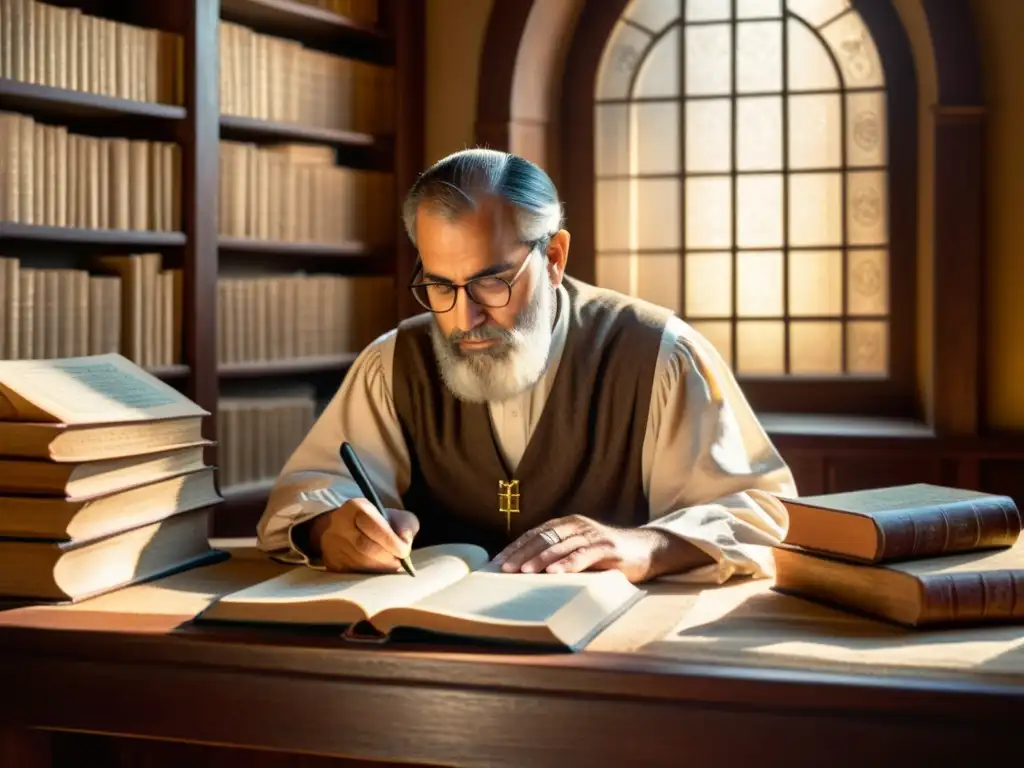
[574,0,917,415]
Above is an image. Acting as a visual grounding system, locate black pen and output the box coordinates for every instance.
[339,441,417,577]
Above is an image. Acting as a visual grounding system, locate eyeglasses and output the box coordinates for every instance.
[408,238,547,314]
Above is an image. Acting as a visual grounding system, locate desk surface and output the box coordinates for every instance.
[0,545,1022,767]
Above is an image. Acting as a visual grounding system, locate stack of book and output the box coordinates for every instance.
[772,483,1024,627]
[0,353,224,603]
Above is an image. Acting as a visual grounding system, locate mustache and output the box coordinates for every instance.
[447,324,513,344]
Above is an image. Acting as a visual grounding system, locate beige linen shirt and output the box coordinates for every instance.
[257,284,797,584]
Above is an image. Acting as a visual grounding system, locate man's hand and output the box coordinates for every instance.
[492,514,710,583]
[308,499,420,573]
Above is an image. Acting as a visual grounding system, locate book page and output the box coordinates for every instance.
[201,543,490,625]
[0,354,208,424]
[372,568,643,648]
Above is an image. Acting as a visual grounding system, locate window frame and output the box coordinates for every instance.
[560,0,919,417]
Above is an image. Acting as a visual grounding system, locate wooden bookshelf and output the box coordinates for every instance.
[0,78,187,121]
[0,0,426,536]
[218,235,372,257]
[220,0,391,57]
[0,223,187,247]
[220,353,356,378]
[220,113,380,148]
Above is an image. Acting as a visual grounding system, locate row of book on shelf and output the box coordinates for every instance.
[0,0,390,136]
[0,253,178,367]
[0,255,394,367]
[219,142,395,246]
[219,19,392,133]
[0,109,395,246]
[217,273,393,365]
[0,111,180,232]
[0,0,183,104]
[0,350,1022,653]
[218,387,320,491]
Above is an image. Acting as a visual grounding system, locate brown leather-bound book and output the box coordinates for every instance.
[773,537,1024,628]
[778,483,1021,563]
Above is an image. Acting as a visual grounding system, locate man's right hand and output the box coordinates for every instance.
[308,499,420,573]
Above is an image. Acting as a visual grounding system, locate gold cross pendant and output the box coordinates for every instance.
[497,479,520,534]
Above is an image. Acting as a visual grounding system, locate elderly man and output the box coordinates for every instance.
[257,148,795,584]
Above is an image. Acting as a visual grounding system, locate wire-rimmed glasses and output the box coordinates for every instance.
[408,238,545,314]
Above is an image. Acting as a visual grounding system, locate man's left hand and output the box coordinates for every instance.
[491,515,686,583]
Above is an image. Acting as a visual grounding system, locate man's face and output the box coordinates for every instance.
[415,198,538,346]
[413,198,566,402]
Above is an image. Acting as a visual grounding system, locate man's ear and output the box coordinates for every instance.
[546,229,571,286]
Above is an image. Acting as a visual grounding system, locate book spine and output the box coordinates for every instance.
[877,497,1022,560]
[921,570,1024,624]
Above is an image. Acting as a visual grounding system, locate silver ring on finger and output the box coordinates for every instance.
[539,529,561,547]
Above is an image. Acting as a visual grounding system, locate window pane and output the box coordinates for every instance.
[737,21,782,93]
[633,102,680,173]
[787,18,840,91]
[596,253,633,296]
[789,93,841,169]
[821,11,885,88]
[847,320,887,374]
[738,0,782,18]
[596,21,652,100]
[624,0,681,32]
[847,249,888,315]
[847,170,887,245]
[634,27,680,98]
[786,0,850,28]
[737,176,783,248]
[686,251,733,317]
[685,24,732,96]
[595,179,630,251]
[789,173,842,247]
[790,321,843,374]
[689,321,733,363]
[737,96,782,170]
[637,179,681,249]
[847,90,886,167]
[788,250,842,316]
[687,0,732,21]
[595,104,629,176]
[738,251,783,316]
[637,253,682,312]
[686,177,732,248]
[737,321,785,373]
[686,99,732,172]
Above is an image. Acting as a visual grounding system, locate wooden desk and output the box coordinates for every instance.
[0,551,1022,767]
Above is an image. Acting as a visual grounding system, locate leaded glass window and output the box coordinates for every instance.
[593,0,889,377]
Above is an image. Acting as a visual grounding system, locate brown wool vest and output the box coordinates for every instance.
[391,277,672,556]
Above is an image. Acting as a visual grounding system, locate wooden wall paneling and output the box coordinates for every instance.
[777,452,826,496]
[825,455,944,493]
[929,108,986,435]
[0,727,49,768]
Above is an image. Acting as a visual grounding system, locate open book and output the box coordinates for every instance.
[0,354,209,461]
[197,544,645,651]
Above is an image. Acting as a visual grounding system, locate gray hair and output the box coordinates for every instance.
[402,148,564,248]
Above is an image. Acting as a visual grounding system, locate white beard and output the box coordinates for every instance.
[429,274,557,403]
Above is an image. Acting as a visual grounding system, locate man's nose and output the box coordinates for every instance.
[453,286,485,330]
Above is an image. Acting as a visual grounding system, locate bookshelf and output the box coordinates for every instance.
[0,0,426,536]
